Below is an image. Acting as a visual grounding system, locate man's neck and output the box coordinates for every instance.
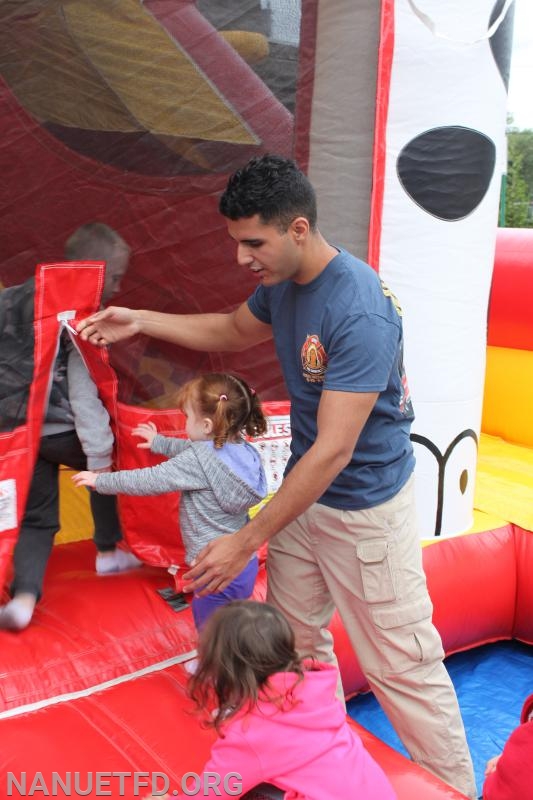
[294,232,338,285]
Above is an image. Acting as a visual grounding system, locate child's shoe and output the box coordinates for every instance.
[0,594,36,631]
[96,547,143,575]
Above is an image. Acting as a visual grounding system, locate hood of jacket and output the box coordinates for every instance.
[253,661,342,727]
[192,440,267,514]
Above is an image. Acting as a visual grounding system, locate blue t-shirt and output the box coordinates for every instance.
[247,249,415,510]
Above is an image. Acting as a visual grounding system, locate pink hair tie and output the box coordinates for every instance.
[250,388,256,396]
[219,394,228,401]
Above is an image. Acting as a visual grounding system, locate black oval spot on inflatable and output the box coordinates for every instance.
[397,126,496,221]
[489,0,516,92]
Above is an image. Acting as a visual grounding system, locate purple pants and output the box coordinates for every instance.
[192,555,259,630]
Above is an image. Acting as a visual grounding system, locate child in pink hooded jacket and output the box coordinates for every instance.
[186,600,397,800]
[482,692,533,800]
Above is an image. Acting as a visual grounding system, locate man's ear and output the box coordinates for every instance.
[290,216,310,242]
[203,417,214,435]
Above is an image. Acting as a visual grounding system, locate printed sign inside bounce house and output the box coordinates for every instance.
[250,403,292,498]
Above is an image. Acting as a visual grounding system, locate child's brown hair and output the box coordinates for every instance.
[176,373,267,447]
[188,601,304,734]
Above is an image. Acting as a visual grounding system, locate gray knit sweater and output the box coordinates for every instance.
[95,435,267,563]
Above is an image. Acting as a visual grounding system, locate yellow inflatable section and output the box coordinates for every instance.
[474,344,533,533]
[482,346,533,448]
[473,229,533,534]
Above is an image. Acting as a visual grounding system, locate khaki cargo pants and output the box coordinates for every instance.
[266,475,477,799]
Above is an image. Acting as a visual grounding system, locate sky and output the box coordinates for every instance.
[507,0,533,129]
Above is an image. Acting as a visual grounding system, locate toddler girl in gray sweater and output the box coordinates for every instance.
[73,373,268,629]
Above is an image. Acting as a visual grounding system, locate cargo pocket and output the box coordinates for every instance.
[369,597,441,668]
[356,539,396,604]
[371,596,434,630]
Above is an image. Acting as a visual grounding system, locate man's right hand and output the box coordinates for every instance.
[77,306,141,345]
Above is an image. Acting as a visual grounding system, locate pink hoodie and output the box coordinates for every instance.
[482,694,533,800]
[199,661,396,800]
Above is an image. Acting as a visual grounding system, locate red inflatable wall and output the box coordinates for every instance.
[488,227,533,350]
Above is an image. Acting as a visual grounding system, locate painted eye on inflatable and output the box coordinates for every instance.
[489,0,515,90]
[396,126,496,221]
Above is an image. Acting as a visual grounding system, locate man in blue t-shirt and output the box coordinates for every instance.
[77,155,476,799]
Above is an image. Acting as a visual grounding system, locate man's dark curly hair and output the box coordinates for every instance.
[219,154,317,232]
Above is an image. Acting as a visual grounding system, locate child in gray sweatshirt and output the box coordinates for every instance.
[74,373,268,629]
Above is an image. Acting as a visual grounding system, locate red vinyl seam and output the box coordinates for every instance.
[368,0,395,272]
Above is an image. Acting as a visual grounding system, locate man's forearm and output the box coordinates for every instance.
[238,389,377,557]
[136,309,247,352]
[239,444,351,553]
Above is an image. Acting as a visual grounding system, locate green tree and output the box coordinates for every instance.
[501,121,533,227]
[508,130,533,191]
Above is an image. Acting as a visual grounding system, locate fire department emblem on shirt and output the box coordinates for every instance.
[301,334,328,383]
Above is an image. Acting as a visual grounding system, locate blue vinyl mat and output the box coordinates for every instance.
[347,640,533,798]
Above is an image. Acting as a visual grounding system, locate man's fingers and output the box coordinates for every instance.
[76,314,110,345]
[184,575,231,596]
[78,327,104,345]
[182,561,206,582]
[88,332,108,346]
[76,315,100,334]
[182,560,230,596]
[182,536,245,595]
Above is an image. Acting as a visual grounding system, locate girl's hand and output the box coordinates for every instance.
[72,471,98,489]
[485,755,501,776]
[132,421,158,448]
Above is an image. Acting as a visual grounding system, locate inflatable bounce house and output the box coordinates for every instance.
[1,1,531,798]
